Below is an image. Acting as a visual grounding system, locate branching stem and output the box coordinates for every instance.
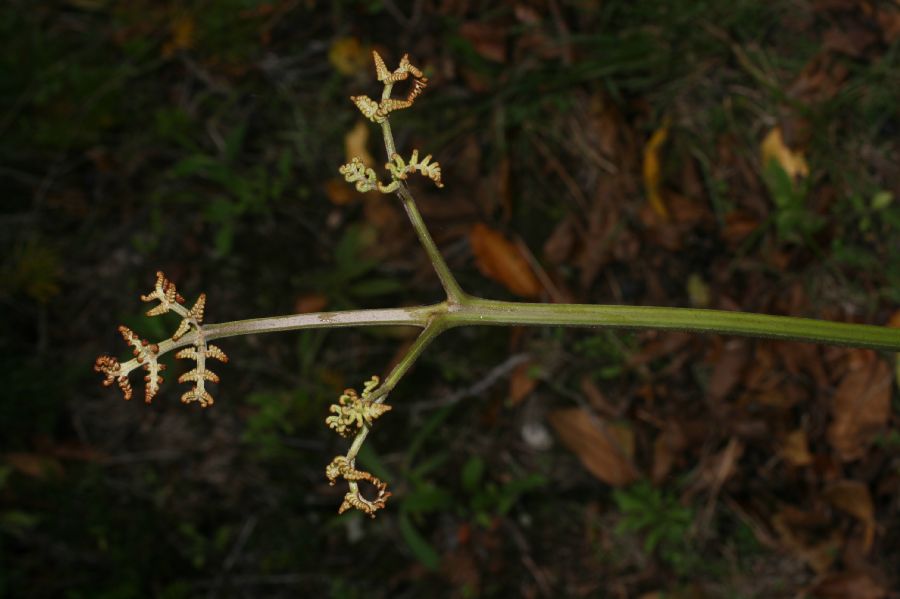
[141,299,900,369]
[98,50,900,518]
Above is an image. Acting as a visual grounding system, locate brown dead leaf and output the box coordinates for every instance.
[810,571,887,599]
[294,293,328,314]
[823,24,878,57]
[692,438,744,494]
[761,127,809,180]
[722,211,761,246]
[543,214,577,264]
[790,52,849,103]
[642,120,670,219]
[4,452,64,479]
[547,408,639,487]
[887,308,900,329]
[707,340,750,402]
[36,438,106,462]
[771,506,842,574]
[324,178,358,206]
[344,120,375,167]
[441,549,481,594]
[782,429,813,467]
[508,361,538,406]
[470,223,541,298]
[580,376,622,418]
[827,351,891,461]
[877,5,900,43]
[578,195,620,287]
[651,423,687,484]
[459,22,507,63]
[823,480,875,552]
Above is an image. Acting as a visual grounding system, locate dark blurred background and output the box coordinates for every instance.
[2,1,900,597]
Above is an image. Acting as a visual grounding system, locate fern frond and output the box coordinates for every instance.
[140,271,185,316]
[325,455,391,518]
[96,272,226,408]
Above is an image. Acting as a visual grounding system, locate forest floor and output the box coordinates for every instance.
[2,1,900,597]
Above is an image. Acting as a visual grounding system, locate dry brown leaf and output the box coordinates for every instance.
[707,340,750,402]
[459,22,507,63]
[651,423,686,484]
[547,408,639,487]
[823,480,875,552]
[877,5,900,43]
[823,24,878,57]
[771,506,842,574]
[38,439,106,462]
[722,211,761,246]
[887,308,900,329]
[4,452,64,479]
[692,438,743,493]
[294,293,328,314]
[642,120,670,219]
[324,178,358,206]
[580,376,621,418]
[889,309,900,391]
[760,127,809,180]
[508,361,538,406]
[470,223,541,298]
[543,215,577,264]
[781,429,813,467]
[827,351,891,461]
[810,571,887,599]
[344,120,375,168]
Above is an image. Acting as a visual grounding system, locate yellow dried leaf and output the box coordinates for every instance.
[686,273,710,308]
[344,120,375,168]
[162,15,195,58]
[548,408,639,487]
[328,37,369,76]
[781,429,813,467]
[760,127,809,180]
[642,120,670,219]
[469,223,541,298]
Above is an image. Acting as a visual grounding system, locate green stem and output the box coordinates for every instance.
[395,185,466,304]
[443,298,900,352]
[345,321,444,462]
[378,115,465,304]
[141,299,900,372]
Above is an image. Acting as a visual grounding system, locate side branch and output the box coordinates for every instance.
[394,184,466,305]
[202,305,435,342]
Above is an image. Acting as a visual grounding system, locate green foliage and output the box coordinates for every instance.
[398,450,545,569]
[242,389,309,458]
[614,480,697,576]
[762,161,822,243]
[317,225,405,303]
[575,330,635,380]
